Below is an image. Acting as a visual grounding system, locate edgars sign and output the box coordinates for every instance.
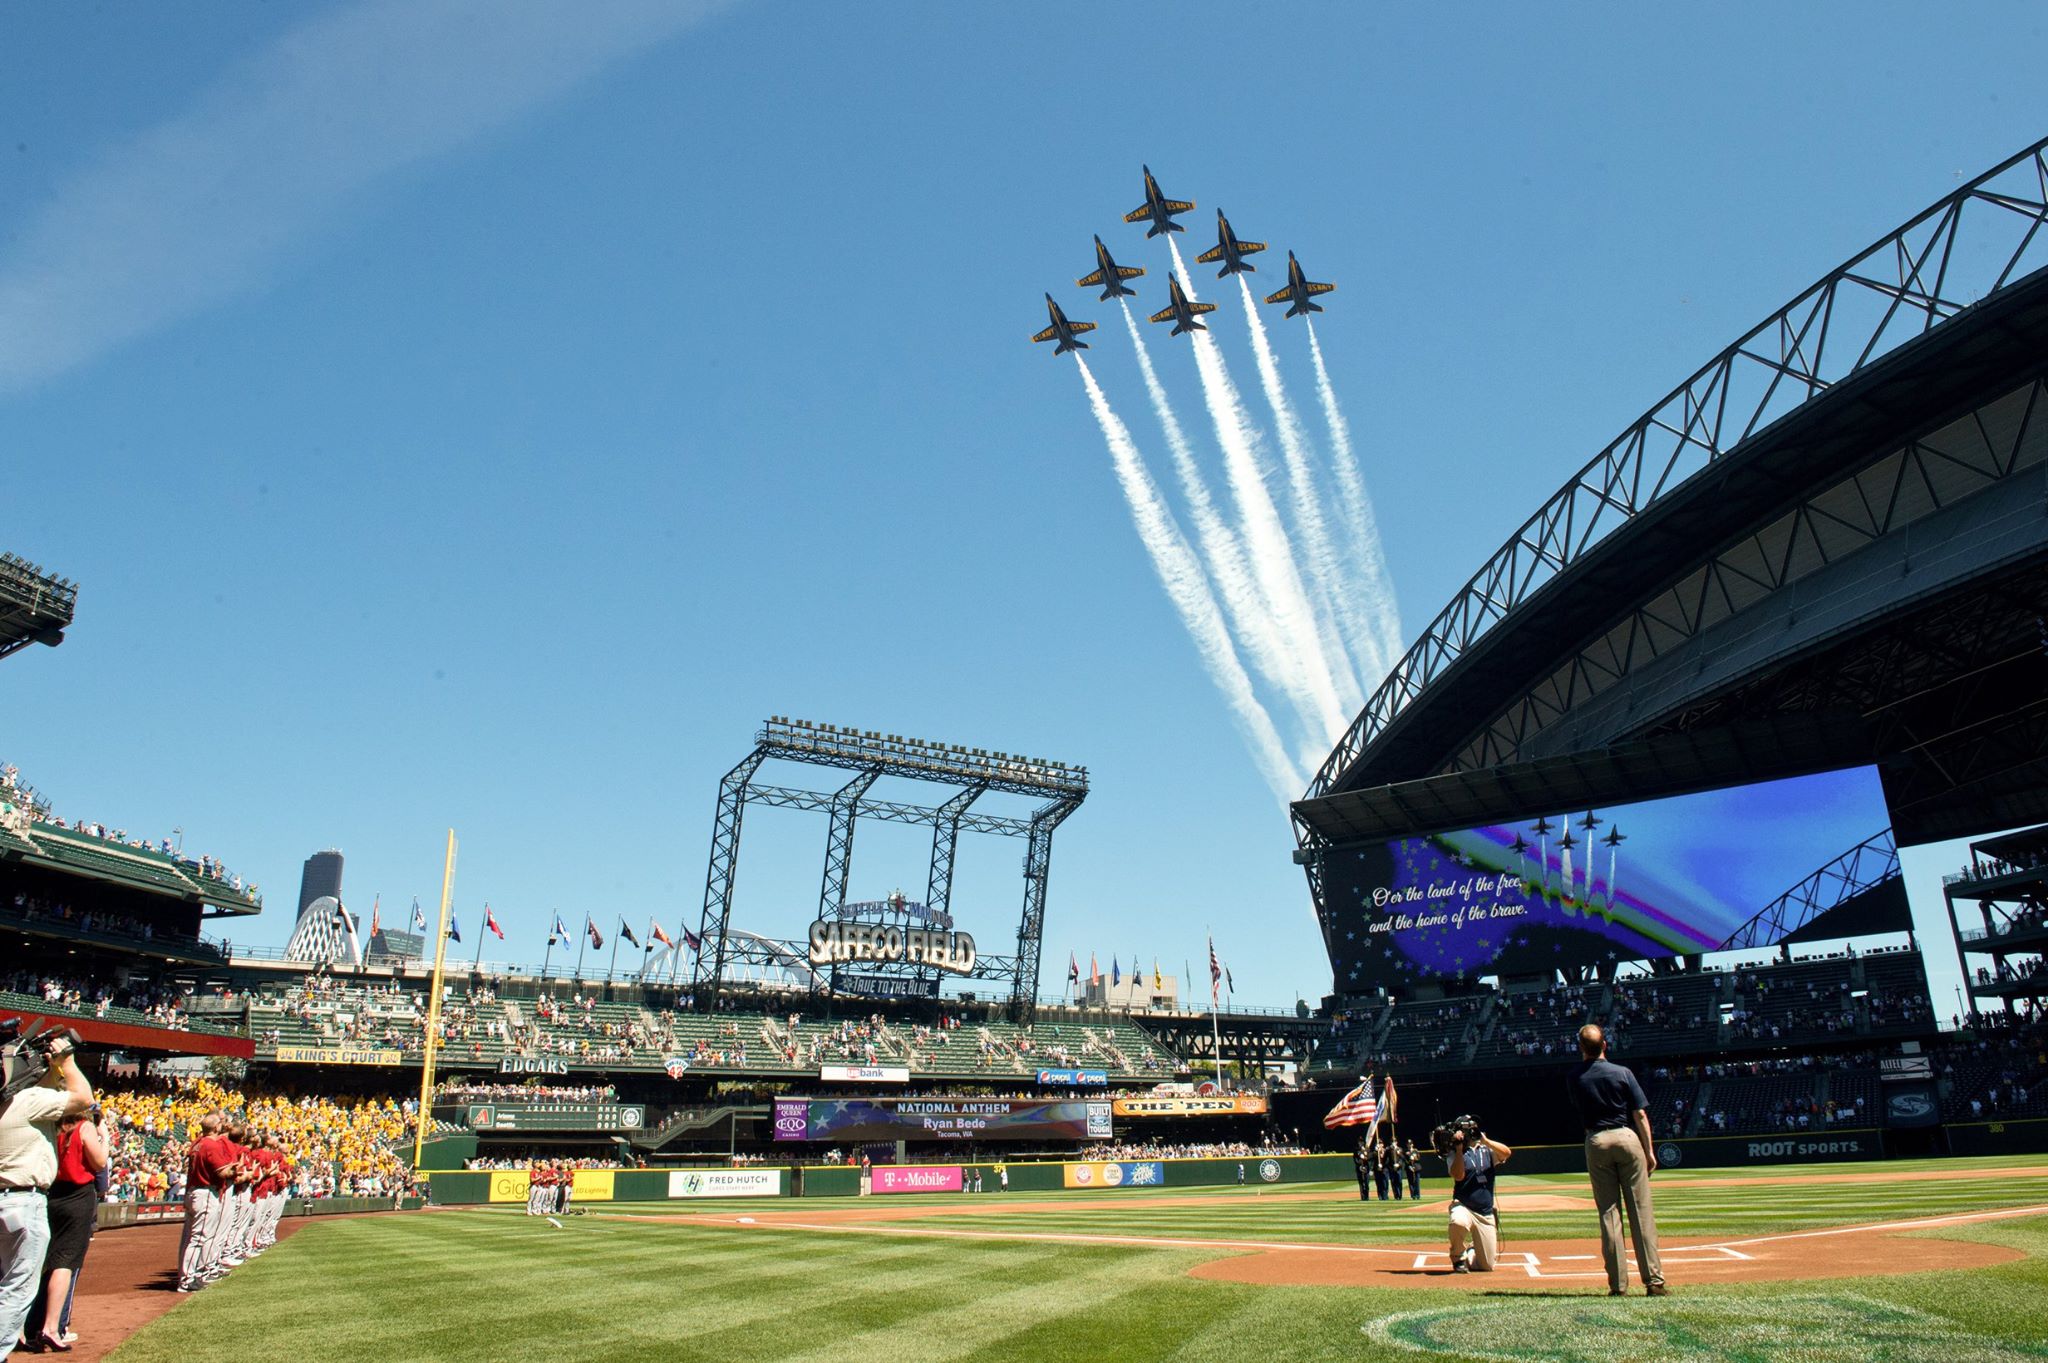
[808,921,976,975]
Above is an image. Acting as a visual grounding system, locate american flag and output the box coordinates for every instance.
[1323,1078,1380,1129]
[1208,936,1222,1004]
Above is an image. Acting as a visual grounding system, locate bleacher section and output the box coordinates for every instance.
[239,982,1187,1082]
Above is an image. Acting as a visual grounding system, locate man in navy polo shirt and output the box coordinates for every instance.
[1567,1024,1666,1296]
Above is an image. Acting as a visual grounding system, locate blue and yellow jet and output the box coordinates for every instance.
[1032,294,1097,354]
[1147,274,1217,338]
[1263,251,1336,318]
[1195,210,1267,277]
[1076,235,1146,300]
[1123,165,1195,238]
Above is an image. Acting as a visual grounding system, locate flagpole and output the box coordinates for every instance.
[541,921,555,981]
[1208,928,1223,1093]
[607,916,622,983]
[471,904,485,974]
[411,829,458,1169]
[576,916,589,981]
[640,917,656,981]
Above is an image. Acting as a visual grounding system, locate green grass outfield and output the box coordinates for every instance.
[113,1155,2048,1363]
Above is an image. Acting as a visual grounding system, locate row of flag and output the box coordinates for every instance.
[335,895,701,955]
[1063,933,1236,1003]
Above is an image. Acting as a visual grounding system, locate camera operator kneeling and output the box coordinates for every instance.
[1442,1121,1512,1273]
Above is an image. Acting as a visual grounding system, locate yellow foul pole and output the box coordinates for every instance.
[411,829,459,1169]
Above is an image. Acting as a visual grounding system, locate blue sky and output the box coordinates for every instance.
[2,2,2041,1011]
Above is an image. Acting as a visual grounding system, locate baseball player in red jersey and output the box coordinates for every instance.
[256,1135,292,1252]
[176,1114,234,1293]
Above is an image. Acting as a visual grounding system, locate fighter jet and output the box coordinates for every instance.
[1147,274,1216,337]
[1195,210,1267,277]
[1123,165,1195,238]
[1076,235,1145,301]
[1262,251,1337,318]
[1031,294,1096,355]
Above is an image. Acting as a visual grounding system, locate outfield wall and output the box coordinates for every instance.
[1945,1116,2048,1155]
[421,1121,2047,1205]
[425,1154,1355,1204]
[95,1196,424,1230]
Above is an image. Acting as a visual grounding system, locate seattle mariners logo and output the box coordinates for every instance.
[1365,1294,2039,1362]
[1656,1143,1682,1167]
[1258,1159,1282,1183]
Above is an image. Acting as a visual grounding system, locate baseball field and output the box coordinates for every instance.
[105,1155,2048,1362]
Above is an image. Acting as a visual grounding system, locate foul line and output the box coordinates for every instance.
[1696,1202,2048,1251]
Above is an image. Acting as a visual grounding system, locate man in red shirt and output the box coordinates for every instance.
[214,1123,254,1271]
[176,1114,234,1293]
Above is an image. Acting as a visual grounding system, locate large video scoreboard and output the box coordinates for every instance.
[1322,765,1895,984]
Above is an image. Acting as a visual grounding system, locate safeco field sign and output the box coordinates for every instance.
[667,1169,781,1199]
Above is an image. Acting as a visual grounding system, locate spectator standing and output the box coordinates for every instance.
[0,1031,93,1361]
[26,1107,107,1350]
[1566,1024,1667,1296]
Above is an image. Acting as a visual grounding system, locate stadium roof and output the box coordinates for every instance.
[0,553,76,661]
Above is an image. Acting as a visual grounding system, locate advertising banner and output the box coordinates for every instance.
[667,1169,782,1199]
[570,1169,616,1202]
[773,1097,811,1141]
[1112,1095,1268,1118]
[872,1165,963,1194]
[1035,1069,1108,1087]
[486,1170,531,1203]
[774,1099,1112,1143]
[274,1045,402,1066]
[1062,1161,1165,1189]
[819,1065,911,1084]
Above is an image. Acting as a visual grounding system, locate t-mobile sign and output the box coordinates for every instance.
[872,1165,963,1194]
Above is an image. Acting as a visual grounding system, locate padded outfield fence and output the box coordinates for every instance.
[421,1118,2048,1204]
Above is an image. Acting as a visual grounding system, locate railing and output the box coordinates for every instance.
[1944,862,2048,889]
[1306,134,2048,799]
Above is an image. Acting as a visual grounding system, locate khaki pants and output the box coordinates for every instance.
[1448,1204,1498,1271]
[1585,1128,1663,1290]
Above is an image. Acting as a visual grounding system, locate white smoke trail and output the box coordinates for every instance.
[1119,303,1300,726]
[1306,319,1404,683]
[1168,237,1351,741]
[1236,275,1369,708]
[1074,356,1305,799]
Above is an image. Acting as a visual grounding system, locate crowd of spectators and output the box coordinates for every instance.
[97,1076,418,1201]
[1086,1138,1308,1160]
[0,762,259,899]
[439,1082,617,1103]
[1,968,197,1031]
[4,891,190,948]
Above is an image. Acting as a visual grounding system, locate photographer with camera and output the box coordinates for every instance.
[1434,1115,1511,1273]
[0,1023,94,1361]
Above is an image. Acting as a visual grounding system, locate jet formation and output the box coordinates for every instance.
[1034,166,1334,352]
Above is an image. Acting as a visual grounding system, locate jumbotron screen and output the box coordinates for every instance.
[1322,765,1894,986]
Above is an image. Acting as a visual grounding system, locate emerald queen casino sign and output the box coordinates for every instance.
[1324,767,1894,985]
